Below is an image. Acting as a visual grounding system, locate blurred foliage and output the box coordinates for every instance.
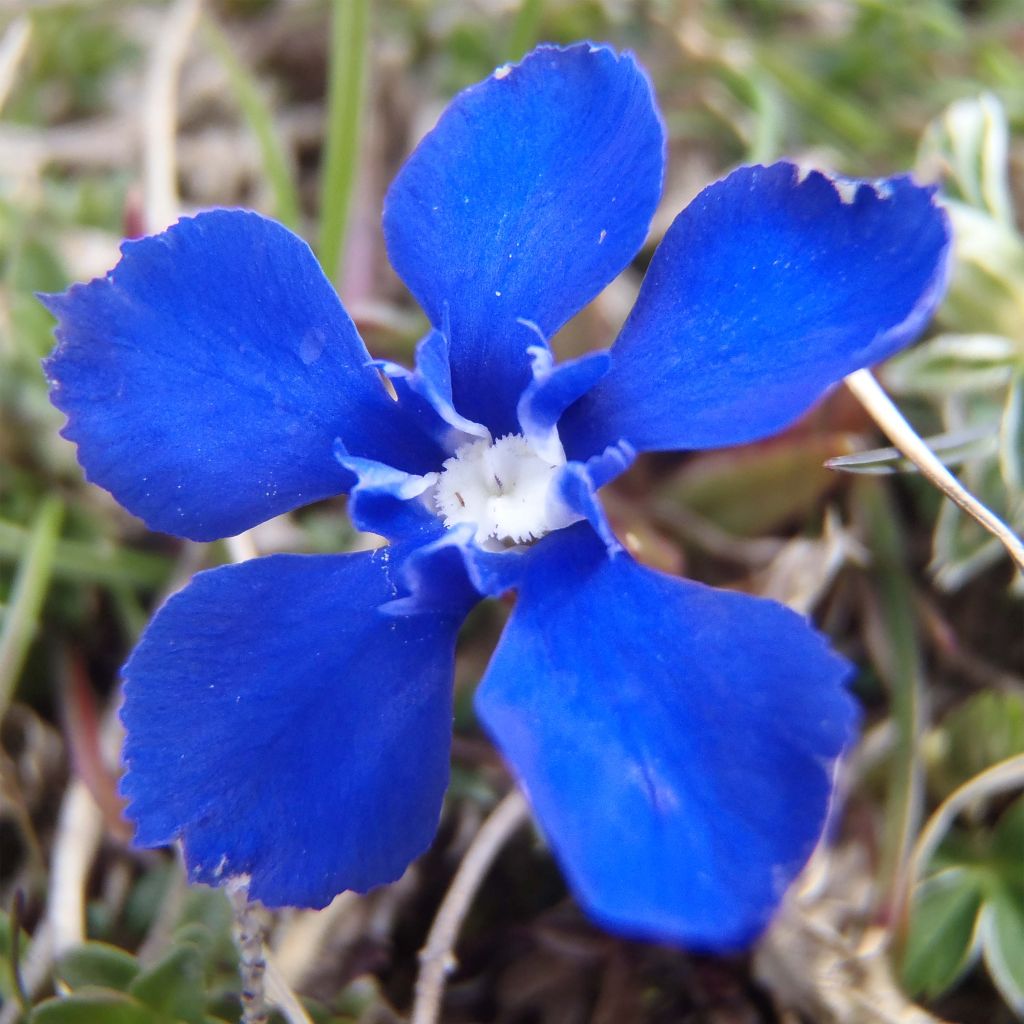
[895,91,1023,592]
[1,1,1023,1023]
[902,796,1024,1013]
[926,691,1024,801]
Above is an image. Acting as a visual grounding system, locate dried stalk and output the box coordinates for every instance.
[845,369,1024,574]
[410,791,530,1024]
[0,15,31,113]
[142,0,202,231]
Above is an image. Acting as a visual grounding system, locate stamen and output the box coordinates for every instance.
[432,433,574,544]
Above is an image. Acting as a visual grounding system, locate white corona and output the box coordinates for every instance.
[433,433,572,544]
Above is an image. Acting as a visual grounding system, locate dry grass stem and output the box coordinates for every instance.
[142,0,202,231]
[411,790,531,1024]
[0,15,31,114]
[845,369,1024,574]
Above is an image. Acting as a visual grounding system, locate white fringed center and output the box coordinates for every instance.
[433,433,566,544]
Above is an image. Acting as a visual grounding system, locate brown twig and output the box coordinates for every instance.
[410,790,530,1024]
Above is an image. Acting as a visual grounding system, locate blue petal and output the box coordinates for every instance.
[384,43,664,436]
[374,327,490,451]
[381,526,492,616]
[43,210,442,541]
[561,164,951,457]
[333,442,443,542]
[552,443,634,554]
[383,525,550,616]
[121,546,465,908]
[475,524,858,949]
[517,347,611,464]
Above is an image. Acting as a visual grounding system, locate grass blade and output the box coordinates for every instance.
[317,0,369,283]
[0,497,64,714]
[201,16,302,232]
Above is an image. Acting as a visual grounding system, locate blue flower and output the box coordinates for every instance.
[42,43,950,950]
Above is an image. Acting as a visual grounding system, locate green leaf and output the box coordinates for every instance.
[931,692,1024,799]
[999,371,1024,495]
[317,0,369,282]
[0,496,64,716]
[826,426,998,475]
[943,201,1024,337]
[882,332,1018,397]
[57,942,140,992]
[901,868,984,999]
[174,889,235,964]
[917,93,1014,226]
[656,436,848,537]
[991,796,1024,893]
[171,923,216,959]
[0,520,171,591]
[31,991,160,1024]
[128,944,206,1024]
[980,885,1024,1015]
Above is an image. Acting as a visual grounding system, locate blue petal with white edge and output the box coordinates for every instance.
[551,442,634,554]
[476,524,858,949]
[121,546,464,908]
[561,163,951,458]
[334,442,443,542]
[374,328,490,451]
[43,210,442,541]
[383,523,560,616]
[517,348,611,464]
[382,526,494,616]
[384,43,664,436]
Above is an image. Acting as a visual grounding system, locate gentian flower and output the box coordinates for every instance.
[42,43,950,949]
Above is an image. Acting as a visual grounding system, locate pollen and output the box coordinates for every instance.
[433,433,567,544]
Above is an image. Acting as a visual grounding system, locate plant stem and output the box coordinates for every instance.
[317,0,369,283]
[411,791,530,1024]
[142,0,201,231]
[0,519,170,590]
[855,478,926,931]
[0,497,64,715]
[845,369,1024,574]
[229,882,269,1024]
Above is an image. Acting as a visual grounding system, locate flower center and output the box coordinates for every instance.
[433,433,566,544]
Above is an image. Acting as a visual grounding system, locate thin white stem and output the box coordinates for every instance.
[845,369,1024,574]
[48,780,104,957]
[265,957,315,1024]
[142,0,201,231]
[410,791,530,1024]
[49,709,123,957]
[271,892,358,988]
[225,531,260,563]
